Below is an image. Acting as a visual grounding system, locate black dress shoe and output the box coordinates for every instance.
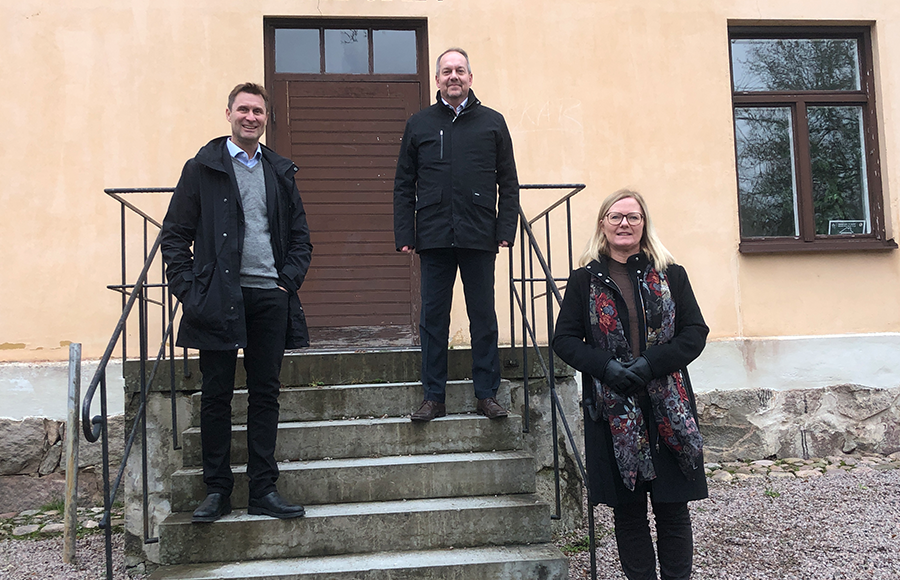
[410,400,446,422]
[192,493,232,523]
[248,491,306,519]
[476,397,509,419]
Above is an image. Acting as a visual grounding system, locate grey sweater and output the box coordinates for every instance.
[232,159,278,289]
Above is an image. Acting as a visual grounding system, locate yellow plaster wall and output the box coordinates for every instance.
[1,0,899,362]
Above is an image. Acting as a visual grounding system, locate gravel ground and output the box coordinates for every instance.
[0,533,143,580]
[560,468,900,579]
[1,466,897,579]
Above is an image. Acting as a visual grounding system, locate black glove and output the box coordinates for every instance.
[625,356,654,387]
[601,359,641,395]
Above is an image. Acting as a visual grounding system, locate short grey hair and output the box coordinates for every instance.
[435,48,472,74]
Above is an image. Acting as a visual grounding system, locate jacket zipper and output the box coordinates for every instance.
[440,129,443,160]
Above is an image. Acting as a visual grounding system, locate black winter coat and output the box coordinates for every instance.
[393,90,519,252]
[552,254,709,507]
[161,137,313,350]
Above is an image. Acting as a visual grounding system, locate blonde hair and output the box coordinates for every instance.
[578,189,676,271]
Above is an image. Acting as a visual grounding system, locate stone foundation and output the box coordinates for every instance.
[696,384,900,462]
[0,415,124,513]
[512,375,584,535]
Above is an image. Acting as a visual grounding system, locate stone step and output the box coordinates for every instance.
[181,414,523,467]
[148,544,569,579]
[188,380,512,426]
[171,450,536,511]
[158,494,552,566]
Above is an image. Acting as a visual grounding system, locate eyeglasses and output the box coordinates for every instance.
[605,212,644,226]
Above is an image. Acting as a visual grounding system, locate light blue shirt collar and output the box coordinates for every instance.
[441,96,468,115]
[226,138,262,168]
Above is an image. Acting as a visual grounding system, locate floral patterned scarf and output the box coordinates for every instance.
[588,262,704,491]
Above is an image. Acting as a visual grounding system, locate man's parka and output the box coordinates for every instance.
[393,90,519,252]
[161,136,313,351]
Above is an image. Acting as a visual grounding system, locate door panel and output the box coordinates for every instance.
[272,79,422,346]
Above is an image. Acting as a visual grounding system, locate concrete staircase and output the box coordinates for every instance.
[147,377,569,579]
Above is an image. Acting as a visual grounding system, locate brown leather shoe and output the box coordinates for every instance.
[476,397,509,419]
[410,400,446,422]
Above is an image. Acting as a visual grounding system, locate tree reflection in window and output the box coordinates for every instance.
[731,34,872,240]
[808,106,869,234]
[732,38,860,92]
[735,107,798,237]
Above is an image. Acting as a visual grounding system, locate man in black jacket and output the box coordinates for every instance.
[161,83,313,522]
[394,48,519,422]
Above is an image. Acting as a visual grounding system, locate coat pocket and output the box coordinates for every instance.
[472,188,496,210]
[181,262,230,333]
[415,187,442,210]
[285,292,310,349]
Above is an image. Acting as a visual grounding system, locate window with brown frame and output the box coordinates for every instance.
[729,26,895,253]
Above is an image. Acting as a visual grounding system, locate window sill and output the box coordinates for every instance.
[739,237,898,254]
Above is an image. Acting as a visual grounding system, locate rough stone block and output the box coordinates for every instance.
[38,442,62,476]
[696,385,900,461]
[78,413,124,471]
[0,471,108,513]
[0,418,47,475]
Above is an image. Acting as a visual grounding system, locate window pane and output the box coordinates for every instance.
[275,29,320,73]
[373,30,417,74]
[731,38,860,92]
[808,106,870,235]
[325,29,368,74]
[735,107,799,237]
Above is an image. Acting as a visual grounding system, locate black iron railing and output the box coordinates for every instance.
[81,183,595,578]
[80,188,184,580]
[508,183,597,579]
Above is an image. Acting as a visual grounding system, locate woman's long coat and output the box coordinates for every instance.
[552,254,709,507]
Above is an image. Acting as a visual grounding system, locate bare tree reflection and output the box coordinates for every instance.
[732,38,869,237]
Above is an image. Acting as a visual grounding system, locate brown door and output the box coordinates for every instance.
[274,80,422,347]
[265,21,429,348]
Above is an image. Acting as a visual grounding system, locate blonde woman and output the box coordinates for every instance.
[553,189,709,580]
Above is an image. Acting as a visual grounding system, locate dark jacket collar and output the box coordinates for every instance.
[194,136,294,176]
[585,253,650,279]
[433,89,481,115]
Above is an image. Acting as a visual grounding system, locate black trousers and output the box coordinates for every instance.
[198,286,288,500]
[418,248,500,403]
[613,495,694,580]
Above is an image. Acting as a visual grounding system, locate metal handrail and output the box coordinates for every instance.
[509,183,597,579]
[82,183,595,578]
[79,187,181,580]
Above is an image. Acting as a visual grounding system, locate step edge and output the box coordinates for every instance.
[172,449,535,476]
[161,493,549,526]
[149,544,566,579]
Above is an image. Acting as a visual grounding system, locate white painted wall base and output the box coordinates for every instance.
[0,360,125,421]
[691,333,900,392]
